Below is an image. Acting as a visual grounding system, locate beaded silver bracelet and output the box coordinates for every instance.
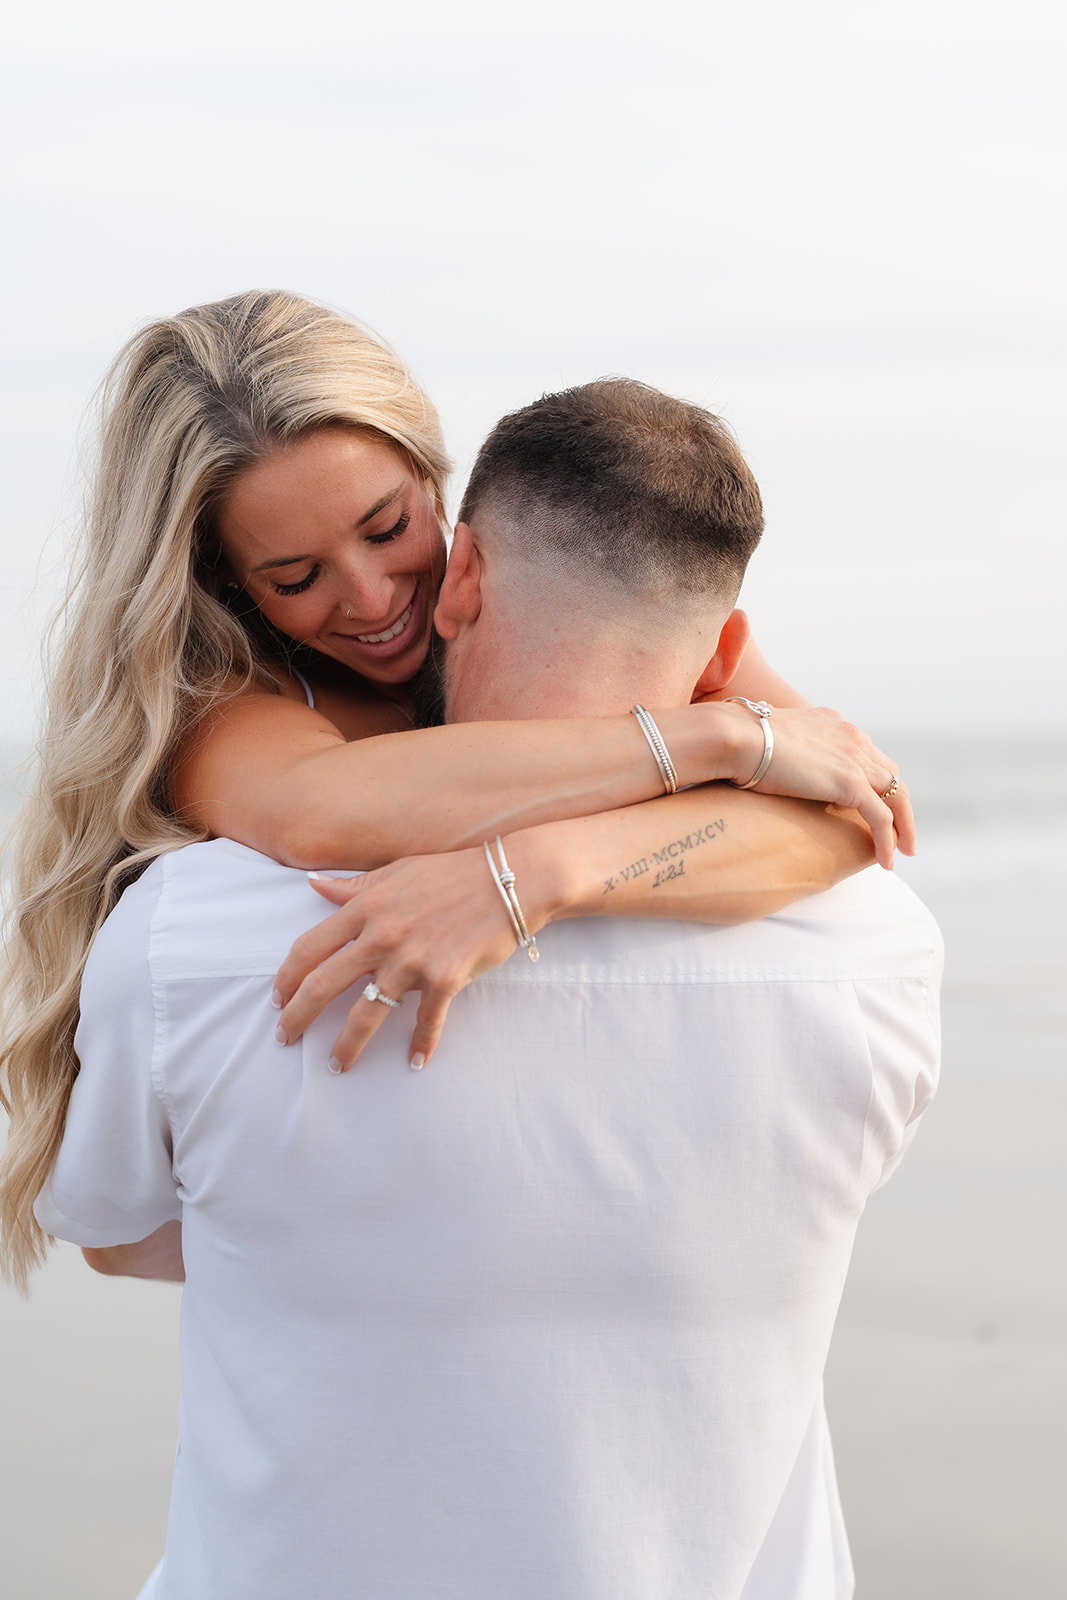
[631,704,679,795]
[483,836,540,963]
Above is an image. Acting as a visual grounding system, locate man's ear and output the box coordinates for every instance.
[691,608,752,700]
[434,522,482,640]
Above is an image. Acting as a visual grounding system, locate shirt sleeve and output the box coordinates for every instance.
[33,864,182,1247]
[857,970,942,1194]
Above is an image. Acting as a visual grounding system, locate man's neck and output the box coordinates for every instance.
[441,552,729,723]
[450,636,698,722]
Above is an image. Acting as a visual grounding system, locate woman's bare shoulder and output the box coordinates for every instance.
[170,681,340,821]
[170,668,409,829]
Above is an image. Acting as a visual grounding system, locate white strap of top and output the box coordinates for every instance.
[291,668,315,709]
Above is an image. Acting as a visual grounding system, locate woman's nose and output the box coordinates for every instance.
[338,565,395,626]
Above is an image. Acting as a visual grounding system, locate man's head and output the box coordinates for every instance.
[435,379,766,722]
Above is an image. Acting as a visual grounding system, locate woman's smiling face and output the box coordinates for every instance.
[216,427,447,686]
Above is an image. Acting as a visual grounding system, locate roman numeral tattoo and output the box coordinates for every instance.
[602,818,727,894]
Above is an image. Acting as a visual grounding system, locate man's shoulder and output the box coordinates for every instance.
[97,838,336,980]
[763,866,942,980]
[488,866,943,991]
[770,864,944,975]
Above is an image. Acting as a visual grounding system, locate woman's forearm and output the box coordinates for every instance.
[175,693,764,869]
[175,636,908,872]
[510,786,875,930]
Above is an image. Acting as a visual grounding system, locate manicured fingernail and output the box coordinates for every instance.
[270,989,282,1009]
[274,1025,288,1046]
[307,871,325,880]
[409,1053,426,1072]
[328,1056,344,1075]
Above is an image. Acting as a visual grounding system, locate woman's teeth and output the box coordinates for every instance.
[356,603,413,644]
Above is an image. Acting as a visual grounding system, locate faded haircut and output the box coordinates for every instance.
[458,378,764,602]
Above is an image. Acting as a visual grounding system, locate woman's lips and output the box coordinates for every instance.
[355,601,412,644]
[333,589,425,661]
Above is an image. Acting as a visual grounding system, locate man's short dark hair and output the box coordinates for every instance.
[458,379,764,600]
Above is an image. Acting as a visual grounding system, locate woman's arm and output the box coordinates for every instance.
[516,786,873,925]
[173,679,908,869]
[273,782,877,1071]
[82,1221,185,1283]
[172,689,769,868]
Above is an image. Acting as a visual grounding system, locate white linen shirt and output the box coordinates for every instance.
[36,838,942,1600]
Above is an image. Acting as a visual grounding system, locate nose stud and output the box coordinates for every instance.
[346,608,352,620]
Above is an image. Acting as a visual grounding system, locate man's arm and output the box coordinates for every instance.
[83,1220,185,1282]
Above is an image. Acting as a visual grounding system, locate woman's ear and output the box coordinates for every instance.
[691,608,752,700]
[434,522,482,640]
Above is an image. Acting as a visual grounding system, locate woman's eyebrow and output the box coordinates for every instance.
[356,485,404,527]
[250,485,406,572]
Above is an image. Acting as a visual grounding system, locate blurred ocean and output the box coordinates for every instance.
[881,732,1067,898]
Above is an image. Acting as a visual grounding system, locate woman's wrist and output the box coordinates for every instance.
[650,702,765,789]
[498,704,769,931]
[496,823,588,934]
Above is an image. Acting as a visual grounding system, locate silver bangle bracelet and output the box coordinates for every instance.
[631,705,679,795]
[483,837,540,963]
[725,697,774,789]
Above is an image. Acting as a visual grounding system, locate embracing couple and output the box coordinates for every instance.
[2,291,941,1600]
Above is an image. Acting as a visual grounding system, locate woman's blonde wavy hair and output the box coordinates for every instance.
[0,289,451,1289]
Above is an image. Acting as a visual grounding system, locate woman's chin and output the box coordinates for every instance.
[358,649,428,689]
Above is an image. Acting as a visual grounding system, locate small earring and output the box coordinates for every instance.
[224,581,240,594]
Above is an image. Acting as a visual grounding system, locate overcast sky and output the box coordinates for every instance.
[2,0,1064,746]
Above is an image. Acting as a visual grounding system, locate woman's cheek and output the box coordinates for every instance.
[262,595,327,644]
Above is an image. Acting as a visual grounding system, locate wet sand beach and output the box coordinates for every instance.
[1,757,1064,1598]
[828,843,1067,1598]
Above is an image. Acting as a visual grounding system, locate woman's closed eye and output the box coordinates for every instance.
[269,512,410,593]
[272,566,321,596]
[366,511,411,546]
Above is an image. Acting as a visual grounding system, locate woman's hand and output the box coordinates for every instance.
[273,849,527,1074]
[272,704,914,1074]
[709,699,914,868]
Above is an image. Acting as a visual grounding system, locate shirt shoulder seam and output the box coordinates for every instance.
[148,853,181,1135]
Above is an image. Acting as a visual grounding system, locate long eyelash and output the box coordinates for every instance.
[269,508,409,593]
[273,567,320,596]
[366,512,411,546]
